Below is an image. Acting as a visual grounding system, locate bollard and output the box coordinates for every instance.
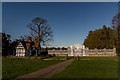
[65,54,68,60]
[77,56,80,60]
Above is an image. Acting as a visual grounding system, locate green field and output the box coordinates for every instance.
[2,58,62,79]
[46,56,73,60]
[51,57,118,78]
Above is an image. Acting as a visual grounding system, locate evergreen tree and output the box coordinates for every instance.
[2,32,11,56]
[83,25,116,49]
[111,13,120,55]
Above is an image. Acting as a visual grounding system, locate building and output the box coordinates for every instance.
[48,44,116,57]
[68,44,87,56]
[10,39,40,57]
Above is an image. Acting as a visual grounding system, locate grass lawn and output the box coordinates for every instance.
[50,57,118,78]
[2,58,63,79]
[46,56,73,60]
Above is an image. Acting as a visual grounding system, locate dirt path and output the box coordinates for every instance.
[13,58,75,80]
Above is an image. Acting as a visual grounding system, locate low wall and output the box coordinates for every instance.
[86,48,116,56]
[89,54,116,56]
[48,48,116,56]
[48,50,71,56]
[48,50,70,54]
[49,54,68,56]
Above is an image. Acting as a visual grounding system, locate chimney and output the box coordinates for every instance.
[18,40,20,43]
[29,37,32,42]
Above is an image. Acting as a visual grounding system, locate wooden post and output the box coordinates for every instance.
[77,56,79,60]
[65,54,68,60]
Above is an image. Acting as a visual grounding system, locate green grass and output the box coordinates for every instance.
[2,58,62,79]
[51,57,118,78]
[46,56,73,60]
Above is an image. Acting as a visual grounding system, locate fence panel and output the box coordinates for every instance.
[48,48,116,56]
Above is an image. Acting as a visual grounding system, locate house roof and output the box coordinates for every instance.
[11,40,40,50]
[25,42,34,50]
[35,42,40,48]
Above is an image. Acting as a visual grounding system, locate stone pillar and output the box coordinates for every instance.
[82,49,86,56]
[95,48,98,54]
[70,46,74,56]
[85,48,89,56]
[113,48,116,55]
[103,48,106,55]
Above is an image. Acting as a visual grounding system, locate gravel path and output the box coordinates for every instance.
[12,58,75,80]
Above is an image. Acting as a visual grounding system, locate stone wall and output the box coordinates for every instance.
[48,48,116,56]
[87,48,116,56]
[48,50,71,56]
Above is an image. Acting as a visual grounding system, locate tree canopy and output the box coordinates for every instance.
[111,13,120,54]
[83,25,117,49]
[2,32,11,56]
[27,17,53,46]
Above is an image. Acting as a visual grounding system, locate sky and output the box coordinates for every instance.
[2,2,118,47]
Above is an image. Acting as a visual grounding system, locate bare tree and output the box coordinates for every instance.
[19,34,31,41]
[27,17,53,55]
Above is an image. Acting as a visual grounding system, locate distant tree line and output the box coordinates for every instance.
[2,32,11,56]
[83,13,120,54]
[83,25,117,49]
[46,47,68,50]
[112,13,120,55]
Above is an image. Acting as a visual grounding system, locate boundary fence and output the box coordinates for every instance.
[48,48,116,56]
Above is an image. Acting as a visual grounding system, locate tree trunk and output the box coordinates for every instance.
[37,42,41,56]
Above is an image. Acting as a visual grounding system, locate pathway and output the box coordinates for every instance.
[12,58,75,80]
